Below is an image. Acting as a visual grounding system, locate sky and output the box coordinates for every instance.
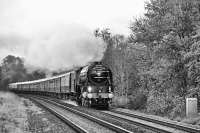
[0,0,146,71]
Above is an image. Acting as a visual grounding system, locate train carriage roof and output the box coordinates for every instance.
[9,62,106,86]
[9,71,73,86]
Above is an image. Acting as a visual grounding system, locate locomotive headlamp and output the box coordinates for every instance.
[108,93,114,98]
[88,86,92,92]
[97,72,101,76]
[109,86,112,92]
[82,92,87,98]
[87,93,93,98]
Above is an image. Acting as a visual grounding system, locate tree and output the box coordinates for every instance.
[0,55,46,90]
[27,70,46,80]
[0,55,27,89]
[95,29,145,99]
[94,0,200,113]
[130,0,200,94]
[129,0,200,116]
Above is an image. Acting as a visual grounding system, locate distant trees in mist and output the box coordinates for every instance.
[0,55,46,90]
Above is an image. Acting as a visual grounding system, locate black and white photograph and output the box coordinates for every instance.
[0,0,200,132]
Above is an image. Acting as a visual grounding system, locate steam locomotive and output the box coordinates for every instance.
[9,62,114,108]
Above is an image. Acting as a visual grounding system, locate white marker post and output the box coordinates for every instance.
[186,98,198,117]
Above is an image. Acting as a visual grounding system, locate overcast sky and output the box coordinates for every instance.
[0,0,147,71]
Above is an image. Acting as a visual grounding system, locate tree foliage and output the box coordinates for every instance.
[0,55,46,90]
[96,0,200,117]
[0,55,27,88]
[95,29,148,108]
[129,0,200,116]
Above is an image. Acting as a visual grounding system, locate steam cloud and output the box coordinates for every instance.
[0,0,107,72]
[0,24,105,71]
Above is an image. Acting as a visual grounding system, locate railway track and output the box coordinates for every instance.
[28,95,133,133]
[30,96,154,132]
[28,97,89,133]
[24,95,200,133]
[55,97,200,133]
[101,110,200,133]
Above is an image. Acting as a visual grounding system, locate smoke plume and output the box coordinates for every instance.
[0,0,107,71]
[0,24,105,71]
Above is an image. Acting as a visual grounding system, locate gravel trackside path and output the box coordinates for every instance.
[0,92,28,133]
[0,91,76,133]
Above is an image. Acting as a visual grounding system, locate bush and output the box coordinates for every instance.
[169,96,185,119]
[182,117,200,125]
[146,89,186,118]
[146,90,173,116]
[112,96,129,108]
[128,93,147,110]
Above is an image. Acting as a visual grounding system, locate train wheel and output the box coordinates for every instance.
[104,103,109,110]
[81,98,85,106]
[87,100,91,108]
[78,98,82,106]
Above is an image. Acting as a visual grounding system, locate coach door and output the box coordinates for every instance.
[70,72,76,93]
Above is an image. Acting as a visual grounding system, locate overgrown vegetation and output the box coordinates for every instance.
[96,0,200,119]
[0,92,28,132]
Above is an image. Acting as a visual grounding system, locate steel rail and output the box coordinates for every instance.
[29,95,178,133]
[45,96,191,133]
[106,110,200,133]
[28,97,89,133]
[34,96,133,133]
[22,95,200,133]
